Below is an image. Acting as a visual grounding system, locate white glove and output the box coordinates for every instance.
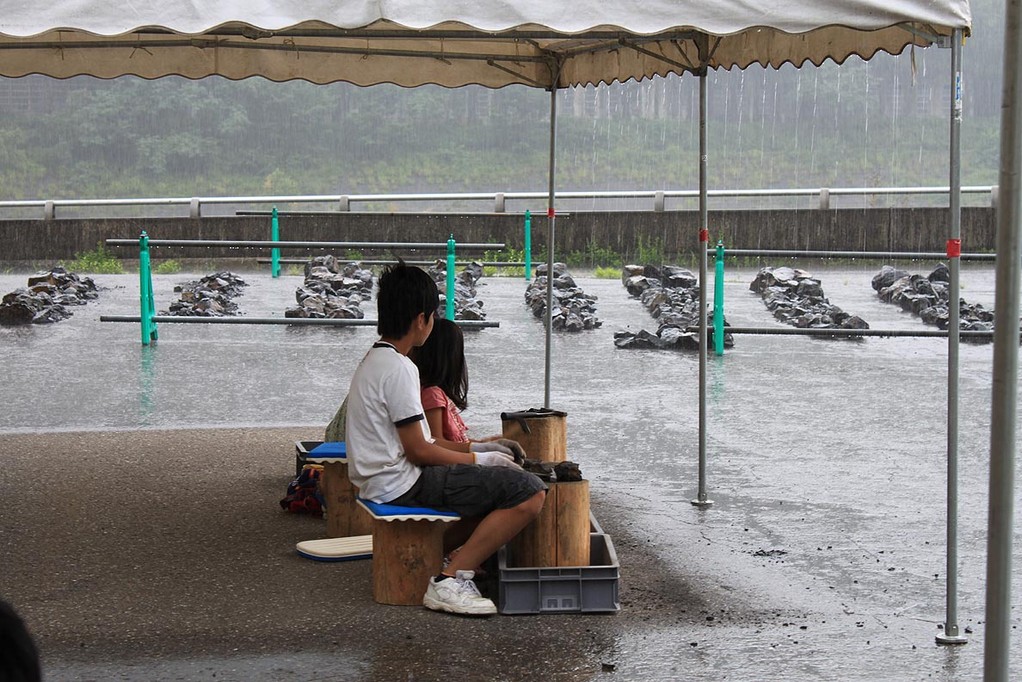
[470,441,514,457]
[471,449,522,470]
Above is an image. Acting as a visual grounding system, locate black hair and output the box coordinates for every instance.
[410,317,469,410]
[0,600,40,682]
[376,261,440,339]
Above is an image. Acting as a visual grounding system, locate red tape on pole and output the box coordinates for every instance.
[699,229,709,242]
[547,208,555,218]
[946,238,961,258]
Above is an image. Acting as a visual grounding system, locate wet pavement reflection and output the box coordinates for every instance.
[1,262,1019,679]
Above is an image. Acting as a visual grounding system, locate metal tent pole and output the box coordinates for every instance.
[984,1,1022,678]
[938,27,967,647]
[693,68,712,508]
[543,75,559,409]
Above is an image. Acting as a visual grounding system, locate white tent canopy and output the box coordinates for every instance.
[13,1,1020,676]
[0,1,971,86]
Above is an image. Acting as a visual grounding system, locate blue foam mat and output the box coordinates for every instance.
[308,441,346,457]
[357,498,460,519]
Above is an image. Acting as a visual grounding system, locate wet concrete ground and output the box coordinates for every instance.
[1,262,1020,680]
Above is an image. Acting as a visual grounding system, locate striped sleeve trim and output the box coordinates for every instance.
[394,413,425,427]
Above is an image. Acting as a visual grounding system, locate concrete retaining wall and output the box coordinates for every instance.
[0,206,994,263]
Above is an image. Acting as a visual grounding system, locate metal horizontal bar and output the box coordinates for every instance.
[223,192,499,203]
[826,186,980,195]
[710,326,997,338]
[0,38,551,65]
[130,27,704,42]
[254,258,525,266]
[100,315,499,328]
[55,197,190,207]
[200,195,342,204]
[722,249,995,261]
[105,239,503,250]
[201,39,551,65]
[0,185,996,211]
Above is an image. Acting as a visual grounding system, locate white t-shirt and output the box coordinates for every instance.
[345,341,432,503]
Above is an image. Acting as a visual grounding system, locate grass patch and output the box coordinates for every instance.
[153,259,182,275]
[566,239,623,269]
[594,265,620,279]
[634,235,666,267]
[482,247,528,277]
[343,249,365,262]
[62,243,124,274]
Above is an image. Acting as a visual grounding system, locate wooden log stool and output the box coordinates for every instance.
[501,409,590,567]
[356,499,461,606]
[298,441,373,538]
[500,408,568,462]
[509,479,590,567]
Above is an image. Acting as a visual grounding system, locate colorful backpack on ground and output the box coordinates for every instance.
[279,463,325,515]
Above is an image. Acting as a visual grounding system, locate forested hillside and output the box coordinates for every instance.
[0,0,1004,202]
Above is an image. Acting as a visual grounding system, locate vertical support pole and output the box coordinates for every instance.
[984,4,1022,678]
[138,231,158,346]
[938,27,967,648]
[270,206,281,279]
[543,77,559,410]
[524,209,533,281]
[714,240,725,357]
[445,234,456,321]
[693,68,712,508]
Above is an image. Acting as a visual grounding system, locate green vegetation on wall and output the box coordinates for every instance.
[61,243,124,274]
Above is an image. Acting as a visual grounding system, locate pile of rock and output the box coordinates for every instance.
[614,264,731,350]
[0,267,99,325]
[872,264,996,341]
[284,256,373,319]
[750,266,869,332]
[524,262,601,332]
[426,259,487,321]
[163,271,248,316]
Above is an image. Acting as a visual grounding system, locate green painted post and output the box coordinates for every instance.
[714,240,725,356]
[446,234,456,320]
[270,206,281,278]
[138,231,158,345]
[524,210,532,281]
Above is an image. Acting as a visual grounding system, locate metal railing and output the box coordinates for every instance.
[0,185,999,220]
[101,232,504,344]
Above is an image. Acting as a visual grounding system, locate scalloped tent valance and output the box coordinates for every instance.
[0,1,971,87]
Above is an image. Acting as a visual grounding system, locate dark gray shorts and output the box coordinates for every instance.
[390,464,547,518]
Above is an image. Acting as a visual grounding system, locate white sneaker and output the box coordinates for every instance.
[423,570,497,616]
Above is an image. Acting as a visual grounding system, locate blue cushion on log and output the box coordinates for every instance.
[357,498,460,520]
[308,441,346,457]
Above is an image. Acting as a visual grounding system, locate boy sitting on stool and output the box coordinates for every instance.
[345,261,547,616]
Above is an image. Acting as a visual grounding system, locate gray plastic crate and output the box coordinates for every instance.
[497,515,620,615]
[294,440,324,476]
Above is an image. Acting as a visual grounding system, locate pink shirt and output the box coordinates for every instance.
[420,386,469,443]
